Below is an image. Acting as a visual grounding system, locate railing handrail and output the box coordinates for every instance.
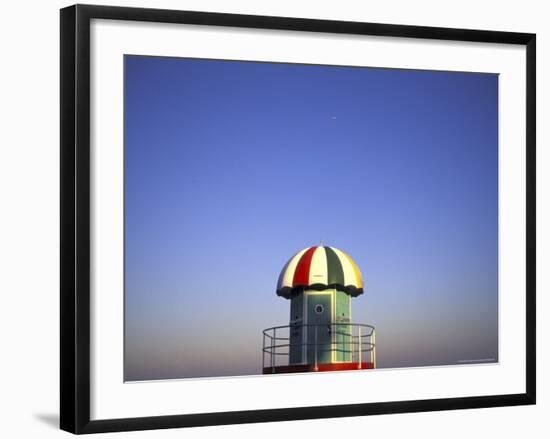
[262,322,375,336]
[262,322,376,370]
[262,343,375,354]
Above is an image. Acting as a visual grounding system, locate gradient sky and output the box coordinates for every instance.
[124,55,498,381]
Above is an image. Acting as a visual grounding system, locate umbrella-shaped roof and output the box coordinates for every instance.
[276,245,364,299]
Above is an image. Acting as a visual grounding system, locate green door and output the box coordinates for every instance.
[306,293,333,365]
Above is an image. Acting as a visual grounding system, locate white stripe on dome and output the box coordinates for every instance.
[330,247,358,286]
[308,246,328,285]
[278,247,309,289]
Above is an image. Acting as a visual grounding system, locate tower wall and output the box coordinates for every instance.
[334,290,352,362]
[289,293,304,364]
[288,289,353,365]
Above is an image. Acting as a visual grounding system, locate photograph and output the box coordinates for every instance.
[123,55,499,382]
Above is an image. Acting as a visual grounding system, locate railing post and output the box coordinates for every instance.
[271,328,276,373]
[262,332,265,371]
[372,329,376,368]
[358,329,362,369]
[314,325,318,371]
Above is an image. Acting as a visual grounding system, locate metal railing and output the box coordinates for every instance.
[262,323,376,372]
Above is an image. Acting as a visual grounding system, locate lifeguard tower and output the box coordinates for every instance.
[262,245,376,374]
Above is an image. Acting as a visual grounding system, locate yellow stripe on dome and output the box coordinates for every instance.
[340,249,363,288]
[346,252,363,288]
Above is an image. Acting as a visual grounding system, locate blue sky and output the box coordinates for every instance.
[124,55,498,381]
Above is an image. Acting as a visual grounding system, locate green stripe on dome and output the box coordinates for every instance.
[325,246,344,286]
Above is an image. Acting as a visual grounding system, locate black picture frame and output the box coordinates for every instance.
[60,4,536,434]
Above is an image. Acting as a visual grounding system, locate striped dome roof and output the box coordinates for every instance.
[277,245,364,299]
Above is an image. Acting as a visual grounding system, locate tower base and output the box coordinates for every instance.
[263,361,374,374]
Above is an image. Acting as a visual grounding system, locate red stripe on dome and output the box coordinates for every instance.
[292,246,317,286]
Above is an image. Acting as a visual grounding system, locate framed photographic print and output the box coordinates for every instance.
[60,4,536,434]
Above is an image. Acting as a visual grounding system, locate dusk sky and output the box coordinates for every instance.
[124,55,498,381]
